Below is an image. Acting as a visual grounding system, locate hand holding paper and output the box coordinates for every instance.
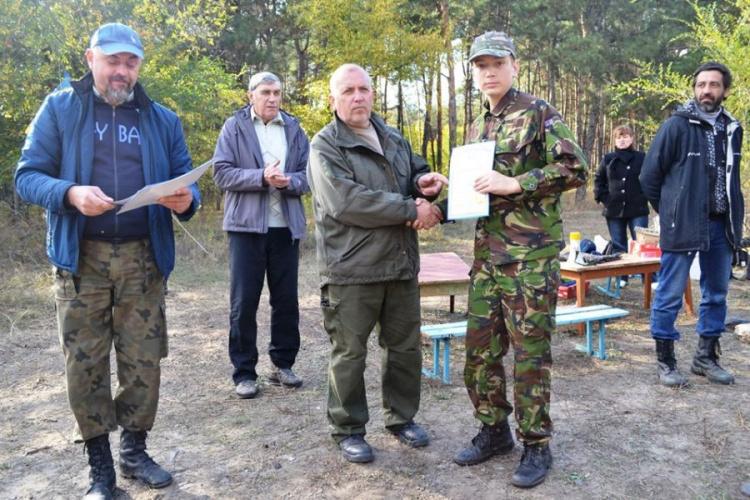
[474,170,522,196]
[115,159,211,214]
[157,187,193,214]
[67,185,116,216]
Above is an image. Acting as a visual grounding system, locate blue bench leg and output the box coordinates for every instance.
[574,319,611,360]
[596,276,621,299]
[433,338,441,378]
[422,338,441,380]
[442,339,451,384]
[597,320,607,360]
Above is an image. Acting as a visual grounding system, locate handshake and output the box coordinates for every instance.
[405,172,449,231]
[406,198,444,230]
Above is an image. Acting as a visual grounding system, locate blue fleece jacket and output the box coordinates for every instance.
[15,72,200,276]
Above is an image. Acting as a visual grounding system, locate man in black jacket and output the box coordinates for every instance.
[640,61,743,387]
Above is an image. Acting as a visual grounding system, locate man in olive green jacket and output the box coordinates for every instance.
[308,63,447,463]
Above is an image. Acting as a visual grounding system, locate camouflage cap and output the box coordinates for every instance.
[468,31,516,62]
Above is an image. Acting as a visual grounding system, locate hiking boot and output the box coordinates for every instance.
[119,429,173,489]
[339,434,374,463]
[389,421,429,448]
[83,433,116,500]
[454,421,515,466]
[511,443,553,488]
[691,336,735,385]
[268,367,303,388]
[655,339,689,387]
[235,379,260,399]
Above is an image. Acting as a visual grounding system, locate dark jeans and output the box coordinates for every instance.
[650,219,732,341]
[228,228,300,384]
[607,215,649,282]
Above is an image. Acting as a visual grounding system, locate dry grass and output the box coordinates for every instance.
[1,196,750,499]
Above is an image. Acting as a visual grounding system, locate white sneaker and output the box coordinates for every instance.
[651,282,659,291]
[619,280,628,288]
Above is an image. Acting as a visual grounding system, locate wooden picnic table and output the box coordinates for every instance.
[418,252,470,313]
[560,253,694,333]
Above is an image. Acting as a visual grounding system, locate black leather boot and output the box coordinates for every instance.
[453,421,515,466]
[119,429,173,488]
[83,433,116,500]
[655,339,689,387]
[511,443,553,488]
[691,336,735,384]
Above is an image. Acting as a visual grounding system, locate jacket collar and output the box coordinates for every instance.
[331,112,391,154]
[614,147,635,163]
[236,105,298,130]
[673,99,738,127]
[71,71,152,109]
[485,88,519,117]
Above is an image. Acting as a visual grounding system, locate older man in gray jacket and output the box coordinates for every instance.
[308,63,447,463]
[214,72,310,399]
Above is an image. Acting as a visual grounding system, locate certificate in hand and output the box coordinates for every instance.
[447,141,495,220]
[114,159,212,214]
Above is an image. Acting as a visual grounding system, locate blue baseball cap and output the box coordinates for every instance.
[90,23,144,59]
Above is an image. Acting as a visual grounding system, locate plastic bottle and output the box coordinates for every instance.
[567,231,581,264]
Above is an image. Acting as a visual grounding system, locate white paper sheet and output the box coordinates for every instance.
[115,160,212,214]
[447,142,495,220]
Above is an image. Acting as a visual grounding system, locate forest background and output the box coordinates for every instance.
[1,0,750,212]
[3,3,750,497]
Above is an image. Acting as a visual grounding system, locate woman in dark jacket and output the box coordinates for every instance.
[594,124,650,286]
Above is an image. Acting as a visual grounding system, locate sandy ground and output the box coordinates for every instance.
[2,208,750,499]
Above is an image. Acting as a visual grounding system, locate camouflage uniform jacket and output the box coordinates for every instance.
[463,88,586,269]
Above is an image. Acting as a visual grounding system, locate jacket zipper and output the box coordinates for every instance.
[69,96,86,272]
[112,105,119,237]
[725,123,737,245]
[671,188,681,229]
[379,136,408,256]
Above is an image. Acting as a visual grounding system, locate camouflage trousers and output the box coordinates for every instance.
[54,239,167,442]
[464,256,559,444]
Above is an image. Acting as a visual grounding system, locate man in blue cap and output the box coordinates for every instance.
[15,22,199,499]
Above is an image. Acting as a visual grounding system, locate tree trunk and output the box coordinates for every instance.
[397,79,404,133]
[439,0,457,151]
[577,86,603,203]
[463,46,472,144]
[422,72,434,159]
[547,59,556,108]
[380,78,388,118]
[436,63,443,170]
[294,35,310,105]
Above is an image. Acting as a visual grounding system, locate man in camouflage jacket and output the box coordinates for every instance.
[435,31,586,488]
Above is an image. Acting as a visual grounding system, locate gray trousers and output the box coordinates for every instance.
[320,279,422,442]
[54,239,166,441]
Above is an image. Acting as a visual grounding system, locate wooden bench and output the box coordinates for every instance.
[421,304,630,384]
